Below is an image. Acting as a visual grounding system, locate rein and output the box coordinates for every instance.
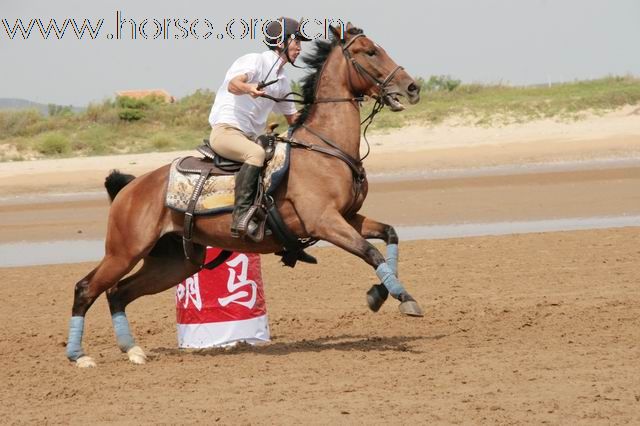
[296,124,365,180]
[259,33,402,106]
[259,90,364,105]
[263,33,402,163]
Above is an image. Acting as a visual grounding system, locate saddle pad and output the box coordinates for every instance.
[165,142,290,215]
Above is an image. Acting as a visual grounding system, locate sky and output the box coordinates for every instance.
[1,0,639,106]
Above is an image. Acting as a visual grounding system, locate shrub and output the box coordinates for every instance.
[162,90,214,130]
[0,109,45,138]
[118,108,145,121]
[117,95,160,121]
[47,104,73,117]
[117,96,148,110]
[75,125,113,155]
[87,138,109,155]
[177,89,215,107]
[424,75,462,92]
[84,100,119,124]
[37,133,70,155]
[151,134,172,149]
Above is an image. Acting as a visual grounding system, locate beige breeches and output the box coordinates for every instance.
[209,124,265,167]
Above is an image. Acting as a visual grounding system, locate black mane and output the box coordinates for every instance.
[291,27,364,130]
[292,39,338,129]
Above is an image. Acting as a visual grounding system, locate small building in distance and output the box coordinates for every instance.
[115,89,175,103]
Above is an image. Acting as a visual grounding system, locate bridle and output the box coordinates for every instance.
[260,33,404,106]
[296,32,406,165]
[337,32,406,161]
[265,33,409,217]
[262,32,407,159]
[340,33,405,103]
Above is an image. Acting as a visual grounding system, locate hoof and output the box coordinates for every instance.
[399,300,424,317]
[366,284,389,312]
[76,356,97,368]
[127,345,147,365]
[297,250,318,265]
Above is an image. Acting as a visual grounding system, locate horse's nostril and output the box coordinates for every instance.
[408,83,420,94]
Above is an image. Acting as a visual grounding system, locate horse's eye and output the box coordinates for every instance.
[366,49,376,56]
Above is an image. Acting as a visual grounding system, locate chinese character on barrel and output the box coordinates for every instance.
[176,247,269,348]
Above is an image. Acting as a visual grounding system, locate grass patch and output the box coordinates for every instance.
[366,75,640,129]
[151,134,172,150]
[1,77,639,160]
[37,133,70,155]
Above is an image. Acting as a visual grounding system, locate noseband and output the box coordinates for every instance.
[260,33,404,105]
[262,32,407,177]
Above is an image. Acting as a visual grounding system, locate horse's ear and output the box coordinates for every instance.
[328,24,343,41]
[344,22,363,37]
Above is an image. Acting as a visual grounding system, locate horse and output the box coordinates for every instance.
[66,22,423,368]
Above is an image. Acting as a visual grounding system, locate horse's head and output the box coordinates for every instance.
[331,23,421,111]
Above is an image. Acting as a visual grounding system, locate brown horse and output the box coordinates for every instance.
[66,23,422,367]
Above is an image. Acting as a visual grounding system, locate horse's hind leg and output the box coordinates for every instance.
[67,253,141,367]
[312,211,423,317]
[347,214,400,312]
[106,239,203,364]
[67,166,174,367]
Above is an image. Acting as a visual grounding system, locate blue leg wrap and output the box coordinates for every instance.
[376,263,406,299]
[386,244,399,276]
[112,312,135,352]
[66,316,85,361]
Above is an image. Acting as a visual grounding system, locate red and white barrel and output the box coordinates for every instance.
[175,248,269,348]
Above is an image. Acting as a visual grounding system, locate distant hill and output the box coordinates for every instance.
[0,98,83,115]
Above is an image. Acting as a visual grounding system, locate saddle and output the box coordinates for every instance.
[171,124,317,268]
[189,135,268,175]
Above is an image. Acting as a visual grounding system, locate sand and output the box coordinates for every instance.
[1,166,640,245]
[0,111,639,424]
[1,230,639,424]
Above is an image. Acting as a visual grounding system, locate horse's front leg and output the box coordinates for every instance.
[312,211,423,317]
[347,214,401,312]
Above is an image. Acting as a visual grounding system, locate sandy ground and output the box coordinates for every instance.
[1,111,639,424]
[1,166,640,245]
[0,230,639,424]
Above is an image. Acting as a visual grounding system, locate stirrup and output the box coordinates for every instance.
[231,205,267,242]
[245,206,267,242]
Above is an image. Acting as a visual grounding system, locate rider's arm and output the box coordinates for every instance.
[228,73,266,98]
[284,112,300,125]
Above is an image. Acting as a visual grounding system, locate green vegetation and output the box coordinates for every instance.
[0,90,214,161]
[1,76,639,161]
[364,75,640,129]
[37,133,70,155]
[47,104,74,117]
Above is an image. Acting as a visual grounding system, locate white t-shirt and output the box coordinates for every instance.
[208,50,297,139]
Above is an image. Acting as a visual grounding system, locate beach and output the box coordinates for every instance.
[1,111,639,423]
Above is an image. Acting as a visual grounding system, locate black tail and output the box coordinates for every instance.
[104,169,136,202]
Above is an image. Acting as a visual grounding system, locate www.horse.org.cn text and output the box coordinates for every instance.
[1,12,346,43]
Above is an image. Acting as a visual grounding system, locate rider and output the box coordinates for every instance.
[208,17,311,238]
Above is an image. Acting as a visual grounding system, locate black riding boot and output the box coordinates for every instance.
[230,163,262,238]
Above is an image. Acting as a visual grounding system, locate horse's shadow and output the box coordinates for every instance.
[151,333,446,358]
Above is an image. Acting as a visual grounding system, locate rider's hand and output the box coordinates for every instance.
[247,84,266,98]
